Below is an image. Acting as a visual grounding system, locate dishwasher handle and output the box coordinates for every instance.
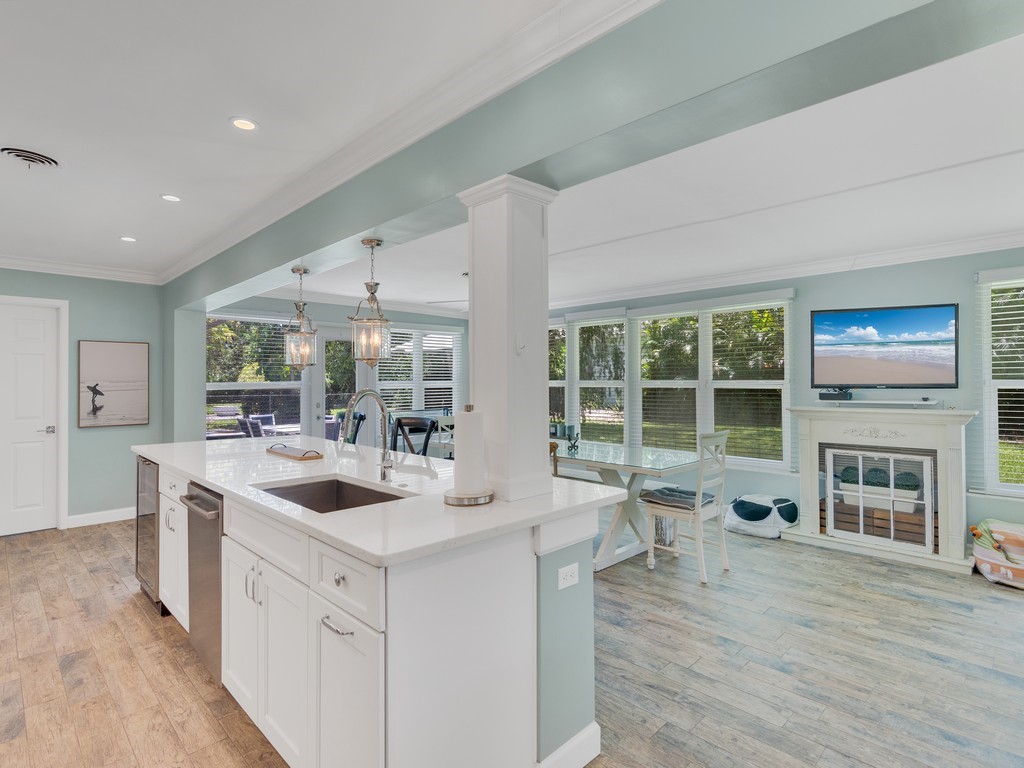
[180,493,220,521]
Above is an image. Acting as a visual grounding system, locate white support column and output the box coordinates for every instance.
[458,175,558,502]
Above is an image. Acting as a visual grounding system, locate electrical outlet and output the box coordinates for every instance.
[557,562,579,590]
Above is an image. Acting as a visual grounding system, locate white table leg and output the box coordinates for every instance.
[593,469,649,571]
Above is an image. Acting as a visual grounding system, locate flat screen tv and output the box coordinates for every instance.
[811,303,958,389]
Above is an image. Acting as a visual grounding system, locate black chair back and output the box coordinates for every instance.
[247,418,265,437]
[324,420,340,441]
[338,411,366,444]
[390,417,438,455]
[236,417,253,437]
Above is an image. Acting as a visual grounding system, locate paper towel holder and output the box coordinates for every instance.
[444,405,495,507]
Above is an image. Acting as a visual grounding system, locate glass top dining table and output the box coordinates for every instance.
[553,440,700,570]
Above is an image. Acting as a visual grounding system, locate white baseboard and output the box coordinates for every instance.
[62,506,135,529]
[537,721,601,768]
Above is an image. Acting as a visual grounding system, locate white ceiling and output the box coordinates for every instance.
[0,0,654,282]
[3,3,1023,313]
[293,30,1024,314]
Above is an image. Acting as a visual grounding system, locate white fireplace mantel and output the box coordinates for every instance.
[785,406,977,573]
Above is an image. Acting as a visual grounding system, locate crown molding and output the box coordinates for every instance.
[548,228,1024,311]
[157,0,662,286]
[258,287,468,320]
[0,253,161,285]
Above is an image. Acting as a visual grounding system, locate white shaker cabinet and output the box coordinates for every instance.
[307,591,384,768]
[157,484,189,631]
[222,536,258,718]
[222,535,310,768]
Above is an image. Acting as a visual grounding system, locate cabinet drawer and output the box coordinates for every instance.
[310,539,384,631]
[159,468,187,500]
[225,500,309,584]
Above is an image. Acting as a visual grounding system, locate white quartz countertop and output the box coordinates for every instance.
[132,436,626,567]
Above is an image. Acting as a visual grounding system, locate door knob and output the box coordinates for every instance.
[36,426,56,434]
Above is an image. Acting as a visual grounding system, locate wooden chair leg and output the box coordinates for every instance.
[695,513,707,584]
[646,510,656,570]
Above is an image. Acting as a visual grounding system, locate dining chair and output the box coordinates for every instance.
[390,417,438,455]
[640,430,730,584]
[324,420,340,441]
[338,411,366,444]
[247,418,265,437]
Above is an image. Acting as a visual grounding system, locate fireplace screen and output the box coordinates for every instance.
[825,448,934,552]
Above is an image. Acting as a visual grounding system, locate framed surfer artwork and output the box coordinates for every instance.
[78,340,150,428]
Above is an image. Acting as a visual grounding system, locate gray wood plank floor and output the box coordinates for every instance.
[590,524,1024,768]
[3,518,1023,767]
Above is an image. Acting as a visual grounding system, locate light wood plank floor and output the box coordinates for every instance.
[0,520,283,768]
[589,528,1024,768]
[3,519,1023,767]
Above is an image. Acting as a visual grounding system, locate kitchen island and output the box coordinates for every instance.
[133,435,626,768]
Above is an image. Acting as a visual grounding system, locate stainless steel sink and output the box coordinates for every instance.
[260,479,401,513]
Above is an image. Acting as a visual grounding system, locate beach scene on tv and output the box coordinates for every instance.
[812,305,957,387]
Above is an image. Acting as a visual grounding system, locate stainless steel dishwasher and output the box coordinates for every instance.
[179,482,223,681]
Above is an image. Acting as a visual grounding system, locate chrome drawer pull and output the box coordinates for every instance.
[321,615,354,637]
[333,571,346,586]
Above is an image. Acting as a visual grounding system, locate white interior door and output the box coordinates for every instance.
[0,301,59,536]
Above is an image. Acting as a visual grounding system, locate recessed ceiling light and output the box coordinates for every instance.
[120,236,137,242]
[160,194,181,202]
[230,116,258,131]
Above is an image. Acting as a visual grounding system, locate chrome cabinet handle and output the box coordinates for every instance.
[333,572,345,586]
[257,569,262,605]
[320,615,354,637]
[244,569,252,601]
[168,481,177,491]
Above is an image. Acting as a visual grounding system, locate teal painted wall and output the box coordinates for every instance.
[536,538,596,761]
[551,246,1024,528]
[0,268,163,517]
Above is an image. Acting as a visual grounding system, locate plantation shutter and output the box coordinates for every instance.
[376,330,414,410]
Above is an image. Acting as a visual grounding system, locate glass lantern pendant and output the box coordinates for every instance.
[284,266,318,370]
[349,238,391,367]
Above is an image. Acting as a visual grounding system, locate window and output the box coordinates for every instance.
[981,278,1024,489]
[639,315,698,451]
[548,327,566,423]
[375,328,462,413]
[564,290,790,465]
[711,307,786,461]
[324,339,356,416]
[577,321,625,444]
[205,318,302,431]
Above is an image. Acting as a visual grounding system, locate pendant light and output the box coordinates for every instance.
[349,238,391,367]
[284,266,318,371]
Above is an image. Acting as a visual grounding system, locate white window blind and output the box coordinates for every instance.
[636,315,699,451]
[548,327,566,421]
[711,306,786,461]
[977,279,1024,491]
[577,320,625,444]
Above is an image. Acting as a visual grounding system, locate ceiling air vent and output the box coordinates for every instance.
[1,147,59,168]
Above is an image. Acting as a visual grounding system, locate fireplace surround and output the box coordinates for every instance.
[787,406,977,573]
